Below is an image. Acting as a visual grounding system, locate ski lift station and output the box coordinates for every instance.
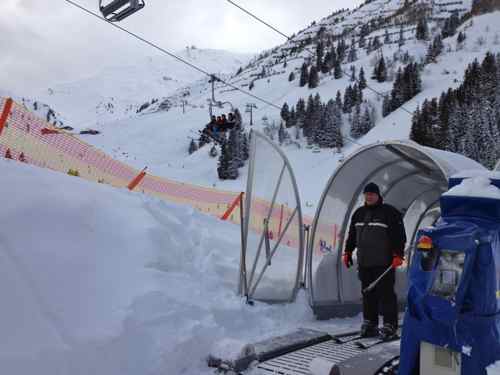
[241,133,483,316]
[229,131,500,375]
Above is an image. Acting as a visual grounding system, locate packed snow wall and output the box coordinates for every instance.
[308,141,486,319]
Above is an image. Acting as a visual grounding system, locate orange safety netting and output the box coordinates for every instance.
[0,97,321,251]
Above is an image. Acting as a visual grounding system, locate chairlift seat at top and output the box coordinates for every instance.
[99,0,145,22]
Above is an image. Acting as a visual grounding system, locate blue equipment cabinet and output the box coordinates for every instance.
[399,175,500,375]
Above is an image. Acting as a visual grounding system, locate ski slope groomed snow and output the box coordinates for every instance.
[0,158,360,375]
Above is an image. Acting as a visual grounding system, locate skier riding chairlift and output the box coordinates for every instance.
[99,0,145,22]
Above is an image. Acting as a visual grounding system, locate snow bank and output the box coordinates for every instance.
[444,176,500,199]
[0,159,358,375]
[452,170,500,180]
[488,361,500,375]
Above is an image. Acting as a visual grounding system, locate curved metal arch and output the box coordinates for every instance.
[307,140,469,308]
[242,130,305,303]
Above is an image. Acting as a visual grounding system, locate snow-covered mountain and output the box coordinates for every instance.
[6,1,500,213]
[85,3,500,212]
[33,47,253,128]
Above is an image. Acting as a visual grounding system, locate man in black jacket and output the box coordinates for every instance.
[343,182,406,340]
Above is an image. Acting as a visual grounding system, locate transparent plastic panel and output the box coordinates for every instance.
[244,132,303,302]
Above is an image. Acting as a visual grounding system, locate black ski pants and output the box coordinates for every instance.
[358,266,398,327]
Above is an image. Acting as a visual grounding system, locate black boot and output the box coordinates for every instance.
[379,323,397,341]
[360,321,378,338]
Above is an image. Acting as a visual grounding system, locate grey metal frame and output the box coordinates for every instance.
[241,130,305,303]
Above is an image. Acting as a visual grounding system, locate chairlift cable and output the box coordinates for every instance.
[64,0,282,111]
[223,0,403,151]
[223,0,415,116]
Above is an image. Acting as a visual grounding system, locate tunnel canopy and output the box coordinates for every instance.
[307,140,485,319]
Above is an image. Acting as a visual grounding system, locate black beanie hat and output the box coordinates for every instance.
[363,182,380,195]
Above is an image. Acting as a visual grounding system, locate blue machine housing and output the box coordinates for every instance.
[399,177,500,375]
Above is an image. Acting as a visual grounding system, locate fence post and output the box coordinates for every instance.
[128,167,147,191]
[221,192,244,221]
[0,98,14,137]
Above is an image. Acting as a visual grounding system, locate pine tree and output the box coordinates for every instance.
[390,67,405,111]
[351,83,360,105]
[343,85,353,113]
[382,95,391,117]
[350,103,363,138]
[242,132,250,161]
[310,93,323,143]
[318,99,339,148]
[350,65,356,81]
[384,29,391,44]
[229,124,244,168]
[361,106,374,134]
[260,65,266,78]
[299,63,309,87]
[335,90,343,108]
[373,56,387,82]
[398,26,405,47]
[462,119,480,162]
[334,59,343,79]
[315,105,327,146]
[359,67,367,90]
[281,102,290,124]
[321,51,333,73]
[442,11,460,38]
[333,102,344,148]
[296,98,306,126]
[217,139,238,180]
[457,31,466,50]
[304,95,315,139]
[278,122,287,145]
[308,65,319,88]
[410,106,424,144]
[372,36,381,51]
[288,71,296,82]
[426,35,443,63]
[359,33,366,48]
[366,38,373,54]
[416,18,429,41]
[337,39,348,62]
[188,139,198,154]
[476,98,499,168]
[288,107,297,128]
[348,40,357,62]
[316,41,324,70]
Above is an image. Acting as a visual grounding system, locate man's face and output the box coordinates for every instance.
[364,192,379,206]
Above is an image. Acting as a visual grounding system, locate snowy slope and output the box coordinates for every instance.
[84,10,500,215]
[0,157,359,375]
[34,48,252,128]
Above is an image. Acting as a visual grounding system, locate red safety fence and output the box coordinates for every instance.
[0,97,320,251]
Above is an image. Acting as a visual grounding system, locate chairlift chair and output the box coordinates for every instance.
[99,0,145,22]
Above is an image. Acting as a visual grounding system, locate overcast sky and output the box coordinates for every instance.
[1,0,362,95]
